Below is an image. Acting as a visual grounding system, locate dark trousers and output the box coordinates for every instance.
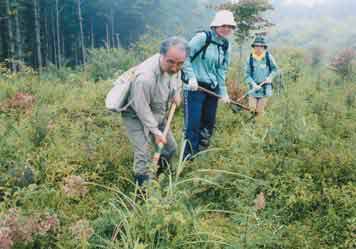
[183,87,218,158]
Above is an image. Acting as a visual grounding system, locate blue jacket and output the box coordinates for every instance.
[244,51,278,98]
[182,30,231,97]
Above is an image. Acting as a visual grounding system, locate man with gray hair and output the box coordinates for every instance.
[121,36,189,186]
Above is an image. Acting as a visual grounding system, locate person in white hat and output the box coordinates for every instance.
[182,10,236,159]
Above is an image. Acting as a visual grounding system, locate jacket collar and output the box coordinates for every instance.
[252,50,266,61]
[211,29,228,44]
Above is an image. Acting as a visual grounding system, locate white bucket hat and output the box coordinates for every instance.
[210,10,237,28]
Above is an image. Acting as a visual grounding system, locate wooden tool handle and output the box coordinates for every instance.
[198,86,251,112]
[152,103,177,165]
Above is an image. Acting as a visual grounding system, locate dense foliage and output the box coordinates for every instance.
[0,41,355,248]
[0,0,214,69]
[1,1,356,248]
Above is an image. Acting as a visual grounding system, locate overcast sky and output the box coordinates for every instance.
[283,0,326,7]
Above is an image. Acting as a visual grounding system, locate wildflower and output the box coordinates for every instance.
[0,227,13,249]
[8,93,36,109]
[0,209,60,247]
[63,175,89,198]
[1,208,19,235]
[70,219,94,241]
[2,208,33,243]
[36,214,59,235]
[255,192,266,210]
[329,48,356,79]
[16,216,36,242]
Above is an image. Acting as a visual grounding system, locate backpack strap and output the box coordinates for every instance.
[190,30,229,65]
[181,70,189,83]
[190,31,212,62]
[265,51,272,73]
[210,39,229,65]
[249,53,254,76]
[222,40,229,64]
[249,51,272,77]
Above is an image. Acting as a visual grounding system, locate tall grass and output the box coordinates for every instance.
[0,46,355,249]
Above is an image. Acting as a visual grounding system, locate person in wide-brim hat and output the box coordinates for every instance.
[210,10,237,28]
[251,36,268,49]
[244,35,279,118]
[181,10,236,159]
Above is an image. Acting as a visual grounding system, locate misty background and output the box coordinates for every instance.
[269,0,356,52]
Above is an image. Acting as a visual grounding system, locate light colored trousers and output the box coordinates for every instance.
[248,96,268,115]
[122,115,177,177]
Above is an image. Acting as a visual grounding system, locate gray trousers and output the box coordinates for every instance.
[122,115,177,177]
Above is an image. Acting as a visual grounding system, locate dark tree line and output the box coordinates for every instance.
[0,0,213,71]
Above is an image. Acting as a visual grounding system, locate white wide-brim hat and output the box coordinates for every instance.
[210,10,237,28]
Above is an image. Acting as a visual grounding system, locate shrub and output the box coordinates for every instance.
[329,48,356,81]
[86,48,137,81]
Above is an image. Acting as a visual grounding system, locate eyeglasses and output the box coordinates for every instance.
[220,25,235,30]
[165,58,185,69]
